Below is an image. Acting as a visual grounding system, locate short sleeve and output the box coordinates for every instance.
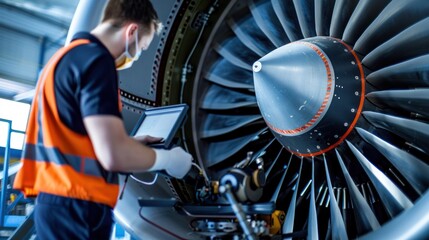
[79,53,121,118]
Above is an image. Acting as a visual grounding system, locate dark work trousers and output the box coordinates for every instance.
[34,192,113,240]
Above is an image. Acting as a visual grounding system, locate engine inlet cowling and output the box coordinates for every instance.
[253,37,365,157]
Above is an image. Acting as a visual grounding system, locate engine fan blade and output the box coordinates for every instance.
[342,0,391,45]
[335,150,380,235]
[366,89,429,118]
[266,148,285,178]
[323,155,348,239]
[318,186,328,207]
[249,0,290,48]
[362,111,429,154]
[354,0,429,55]
[363,17,429,70]
[329,0,359,39]
[366,54,429,89]
[206,128,268,167]
[205,58,253,89]
[271,0,304,41]
[315,0,335,36]
[202,114,262,139]
[228,17,276,57]
[356,128,429,195]
[270,154,292,203]
[292,0,316,38]
[360,191,429,240]
[308,159,319,240]
[201,84,257,110]
[251,139,278,165]
[283,158,303,234]
[347,141,413,217]
[214,38,258,70]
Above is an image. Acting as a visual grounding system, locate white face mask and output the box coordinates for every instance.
[115,26,142,70]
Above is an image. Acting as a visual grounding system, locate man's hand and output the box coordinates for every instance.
[149,147,193,179]
[134,135,164,145]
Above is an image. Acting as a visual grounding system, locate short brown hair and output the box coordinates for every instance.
[102,0,162,34]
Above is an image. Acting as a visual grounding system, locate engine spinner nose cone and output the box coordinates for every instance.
[253,37,365,157]
[253,41,334,135]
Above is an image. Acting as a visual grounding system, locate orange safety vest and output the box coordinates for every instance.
[13,39,119,208]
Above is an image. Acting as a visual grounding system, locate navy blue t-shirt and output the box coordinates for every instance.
[54,32,121,135]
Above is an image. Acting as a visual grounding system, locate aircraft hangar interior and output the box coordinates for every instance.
[1,0,429,239]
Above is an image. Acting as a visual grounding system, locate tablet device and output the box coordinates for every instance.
[130,104,188,149]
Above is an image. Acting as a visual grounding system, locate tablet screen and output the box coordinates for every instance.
[134,109,182,140]
[131,104,188,149]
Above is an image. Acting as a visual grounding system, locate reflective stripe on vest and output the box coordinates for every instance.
[23,143,117,184]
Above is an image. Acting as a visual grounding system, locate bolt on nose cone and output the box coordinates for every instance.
[253,61,262,73]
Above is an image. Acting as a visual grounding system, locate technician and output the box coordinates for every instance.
[13,0,193,239]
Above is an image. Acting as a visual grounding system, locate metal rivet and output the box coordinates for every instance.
[253,62,262,73]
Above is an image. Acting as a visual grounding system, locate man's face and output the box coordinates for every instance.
[114,23,156,71]
[131,23,155,55]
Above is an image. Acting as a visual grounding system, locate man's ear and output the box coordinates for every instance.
[126,23,139,40]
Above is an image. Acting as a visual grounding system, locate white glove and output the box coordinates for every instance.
[148,147,193,179]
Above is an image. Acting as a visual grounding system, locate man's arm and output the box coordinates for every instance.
[84,115,156,172]
[84,115,193,178]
